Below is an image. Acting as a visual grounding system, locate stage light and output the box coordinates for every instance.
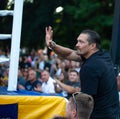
[55,6,63,13]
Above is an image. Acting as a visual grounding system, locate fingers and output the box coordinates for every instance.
[45,26,53,32]
[45,26,53,47]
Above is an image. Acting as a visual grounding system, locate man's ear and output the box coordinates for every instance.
[72,108,77,118]
[90,43,96,50]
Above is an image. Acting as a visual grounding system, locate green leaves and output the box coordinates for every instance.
[0,0,114,50]
[53,0,114,50]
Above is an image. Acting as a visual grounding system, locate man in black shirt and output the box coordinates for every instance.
[19,69,42,92]
[45,26,120,119]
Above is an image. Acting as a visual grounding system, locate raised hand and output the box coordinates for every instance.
[45,26,53,47]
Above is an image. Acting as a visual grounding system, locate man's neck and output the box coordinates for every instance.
[85,49,99,59]
[30,79,36,84]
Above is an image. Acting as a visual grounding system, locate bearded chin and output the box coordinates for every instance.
[77,51,86,58]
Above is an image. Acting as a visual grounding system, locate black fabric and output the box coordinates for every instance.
[110,0,120,66]
[25,80,42,91]
[80,50,120,119]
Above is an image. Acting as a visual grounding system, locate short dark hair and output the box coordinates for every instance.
[81,29,101,49]
[69,69,79,75]
[70,92,94,119]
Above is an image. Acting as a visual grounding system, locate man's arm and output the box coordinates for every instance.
[54,78,80,94]
[45,26,81,62]
[34,83,43,92]
[17,84,25,90]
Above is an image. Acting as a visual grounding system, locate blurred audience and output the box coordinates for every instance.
[40,70,56,93]
[54,70,80,99]
[0,48,82,97]
[18,69,42,91]
[17,68,27,89]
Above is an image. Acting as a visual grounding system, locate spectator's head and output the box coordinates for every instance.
[28,69,37,83]
[41,70,50,83]
[66,92,94,119]
[22,68,29,79]
[18,68,23,78]
[68,70,79,82]
[57,71,68,83]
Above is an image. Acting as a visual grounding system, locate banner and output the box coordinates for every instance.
[0,95,67,119]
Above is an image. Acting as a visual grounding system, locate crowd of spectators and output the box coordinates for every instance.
[0,47,120,100]
[0,46,120,119]
[0,47,81,99]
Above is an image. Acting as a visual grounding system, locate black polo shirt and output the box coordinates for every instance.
[80,50,120,119]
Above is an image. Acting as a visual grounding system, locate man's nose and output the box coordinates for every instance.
[76,43,78,48]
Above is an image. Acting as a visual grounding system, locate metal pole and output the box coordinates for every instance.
[7,0,24,91]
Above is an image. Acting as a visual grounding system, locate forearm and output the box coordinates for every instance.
[60,82,77,93]
[45,26,81,61]
[55,79,77,94]
[52,44,73,59]
[49,42,81,61]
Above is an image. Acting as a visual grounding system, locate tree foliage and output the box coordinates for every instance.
[53,0,114,50]
[21,0,59,49]
[0,0,114,50]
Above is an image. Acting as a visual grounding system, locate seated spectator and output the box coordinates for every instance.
[69,61,81,73]
[38,70,56,93]
[54,70,80,99]
[19,56,31,69]
[56,71,68,84]
[19,69,42,91]
[22,68,29,80]
[0,68,9,86]
[54,71,68,97]
[17,68,27,89]
[0,73,5,86]
[66,92,94,119]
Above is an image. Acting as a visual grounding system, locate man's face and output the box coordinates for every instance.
[69,72,78,82]
[66,101,73,119]
[28,70,36,82]
[41,71,49,82]
[66,99,77,119]
[76,33,91,57]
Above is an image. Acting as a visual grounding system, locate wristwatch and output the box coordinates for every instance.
[48,41,56,50]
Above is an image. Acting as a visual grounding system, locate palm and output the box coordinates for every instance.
[45,26,53,46]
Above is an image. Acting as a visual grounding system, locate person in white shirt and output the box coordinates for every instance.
[41,70,56,94]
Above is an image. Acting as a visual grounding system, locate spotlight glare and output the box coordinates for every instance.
[55,6,63,13]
